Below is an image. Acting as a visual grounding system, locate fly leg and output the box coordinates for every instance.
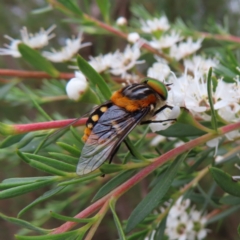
[141,105,176,125]
[101,145,121,177]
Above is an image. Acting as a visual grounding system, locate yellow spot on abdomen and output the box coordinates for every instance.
[100,106,108,112]
[92,114,99,122]
[87,123,93,129]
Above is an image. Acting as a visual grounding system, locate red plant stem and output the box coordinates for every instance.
[51,121,240,234]
[0,69,74,80]
[12,118,87,134]
[200,32,240,43]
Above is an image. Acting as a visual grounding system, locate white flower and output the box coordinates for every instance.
[141,16,170,33]
[170,38,203,60]
[206,137,222,156]
[0,25,56,58]
[167,71,210,120]
[127,32,140,43]
[168,197,191,217]
[184,55,219,74]
[42,33,91,62]
[147,61,170,81]
[0,36,22,58]
[149,31,183,49]
[110,44,143,76]
[88,52,116,73]
[20,25,56,49]
[150,135,166,146]
[165,197,209,240]
[66,71,88,101]
[116,16,127,26]
[124,73,141,84]
[149,106,180,132]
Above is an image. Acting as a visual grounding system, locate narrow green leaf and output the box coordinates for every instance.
[0,212,49,234]
[210,167,240,197]
[17,132,46,149]
[0,179,56,199]
[18,43,59,77]
[154,216,167,240]
[57,0,83,16]
[100,163,124,174]
[0,133,26,148]
[70,126,84,145]
[24,153,76,172]
[109,199,126,240]
[207,205,240,224]
[15,229,79,240]
[126,153,188,233]
[0,176,54,190]
[0,82,18,99]
[96,0,110,22]
[20,83,52,121]
[18,186,65,218]
[77,55,111,100]
[92,170,136,202]
[27,159,71,176]
[58,173,101,186]
[238,224,240,237]
[50,211,94,223]
[31,5,53,14]
[36,127,70,153]
[207,67,218,131]
[220,195,240,205]
[57,142,80,157]
[158,122,205,137]
[48,152,79,165]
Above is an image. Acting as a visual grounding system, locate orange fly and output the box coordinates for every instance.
[76,78,173,175]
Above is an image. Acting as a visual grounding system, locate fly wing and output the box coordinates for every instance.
[76,105,150,175]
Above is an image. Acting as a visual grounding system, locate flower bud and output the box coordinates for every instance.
[116,17,127,26]
[66,72,88,101]
[127,32,140,43]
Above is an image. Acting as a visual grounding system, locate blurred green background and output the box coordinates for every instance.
[0,0,240,239]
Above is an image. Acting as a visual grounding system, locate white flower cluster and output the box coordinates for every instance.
[87,43,143,82]
[0,26,91,62]
[148,54,239,141]
[165,197,208,240]
[141,16,170,33]
[0,25,56,58]
[145,197,209,240]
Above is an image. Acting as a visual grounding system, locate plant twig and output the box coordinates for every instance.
[0,69,74,79]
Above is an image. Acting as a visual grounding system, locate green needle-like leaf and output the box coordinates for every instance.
[77,55,111,100]
[96,0,110,22]
[0,212,49,234]
[207,67,218,131]
[109,199,126,240]
[0,133,26,148]
[92,170,136,202]
[50,211,94,223]
[0,179,56,199]
[15,229,80,240]
[210,167,240,197]
[18,186,66,218]
[18,43,59,77]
